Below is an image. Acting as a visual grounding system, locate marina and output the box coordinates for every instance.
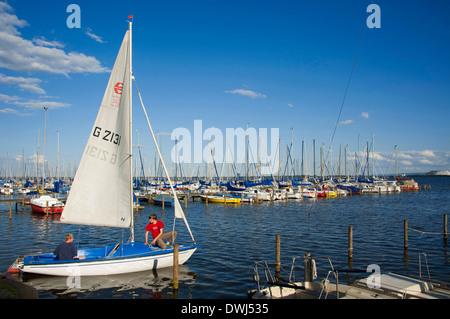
[0,176,449,299]
[0,2,449,303]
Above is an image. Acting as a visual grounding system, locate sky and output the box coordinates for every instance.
[0,0,449,179]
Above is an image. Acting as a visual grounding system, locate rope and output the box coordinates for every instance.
[408,228,447,236]
[326,5,369,163]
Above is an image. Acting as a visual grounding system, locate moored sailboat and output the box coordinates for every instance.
[11,18,197,276]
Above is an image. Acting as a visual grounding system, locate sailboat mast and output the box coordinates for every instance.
[42,107,48,194]
[128,18,134,242]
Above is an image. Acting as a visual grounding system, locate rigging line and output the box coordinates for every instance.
[326,5,371,163]
[132,75,196,244]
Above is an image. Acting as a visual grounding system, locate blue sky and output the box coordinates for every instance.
[0,0,449,178]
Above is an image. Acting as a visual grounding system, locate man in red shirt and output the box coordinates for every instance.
[145,214,177,249]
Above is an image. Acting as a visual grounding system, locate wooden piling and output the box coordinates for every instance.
[9,202,12,219]
[348,226,353,259]
[173,244,179,292]
[275,234,281,276]
[404,219,408,251]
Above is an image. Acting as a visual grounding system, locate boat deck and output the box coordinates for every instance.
[22,242,196,266]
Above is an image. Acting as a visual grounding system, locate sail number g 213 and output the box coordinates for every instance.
[93,126,122,146]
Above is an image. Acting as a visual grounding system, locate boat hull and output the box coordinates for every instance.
[200,195,240,204]
[29,195,65,214]
[30,204,64,214]
[19,242,197,276]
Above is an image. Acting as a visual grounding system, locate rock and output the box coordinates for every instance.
[0,274,38,299]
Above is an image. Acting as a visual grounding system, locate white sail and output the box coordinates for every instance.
[61,30,132,228]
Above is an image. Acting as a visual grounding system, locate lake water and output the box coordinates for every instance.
[1,176,449,299]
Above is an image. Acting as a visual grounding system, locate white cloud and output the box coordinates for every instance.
[0,3,109,76]
[225,89,267,99]
[0,73,46,94]
[421,150,436,157]
[0,2,27,35]
[419,159,433,164]
[287,103,293,108]
[396,150,449,170]
[397,153,412,159]
[85,28,106,43]
[0,93,20,102]
[13,100,70,110]
[361,112,369,119]
[340,119,353,125]
[0,107,30,116]
[32,36,65,48]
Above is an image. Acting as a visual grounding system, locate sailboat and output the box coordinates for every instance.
[11,18,197,276]
[29,107,66,214]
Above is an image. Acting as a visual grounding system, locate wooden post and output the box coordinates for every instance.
[206,195,208,206]
[173,244,179,292]
[348,226,353,259]
[275,234,281,276]
[9,202,12,219]
[444,214,448,244]
[46,201,49,217]
[404,219,408,251]
[162,196,165,210]
[22,197,25,213]
[224,193,226,205]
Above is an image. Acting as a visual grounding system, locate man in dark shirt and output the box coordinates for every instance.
[54,233,85,260]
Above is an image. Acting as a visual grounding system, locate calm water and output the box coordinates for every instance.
[1,177,449,299]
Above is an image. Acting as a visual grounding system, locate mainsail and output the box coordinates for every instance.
[61,30,132,229]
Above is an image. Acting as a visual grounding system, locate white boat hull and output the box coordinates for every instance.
[19,242,197,276]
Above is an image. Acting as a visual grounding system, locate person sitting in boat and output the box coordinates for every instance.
[53,233,85,260]
[144,214,177,249]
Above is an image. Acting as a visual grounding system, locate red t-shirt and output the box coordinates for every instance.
[145,220,164,239]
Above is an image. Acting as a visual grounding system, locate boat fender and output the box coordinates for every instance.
[312,259,317,280]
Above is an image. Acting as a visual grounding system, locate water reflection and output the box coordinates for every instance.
[1,177,449,298]
[21,265,197,299]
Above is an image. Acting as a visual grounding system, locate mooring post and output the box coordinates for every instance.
[304,252,313,282]
[404,219,408,251]
[275,234,281,276]
[173,244,179,293]
[348,225,353,259]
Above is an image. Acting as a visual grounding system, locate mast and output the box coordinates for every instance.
[128,17,134,242]
[42,107,48,195]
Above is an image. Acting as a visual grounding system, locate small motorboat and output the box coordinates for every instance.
[29,195,64,214]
